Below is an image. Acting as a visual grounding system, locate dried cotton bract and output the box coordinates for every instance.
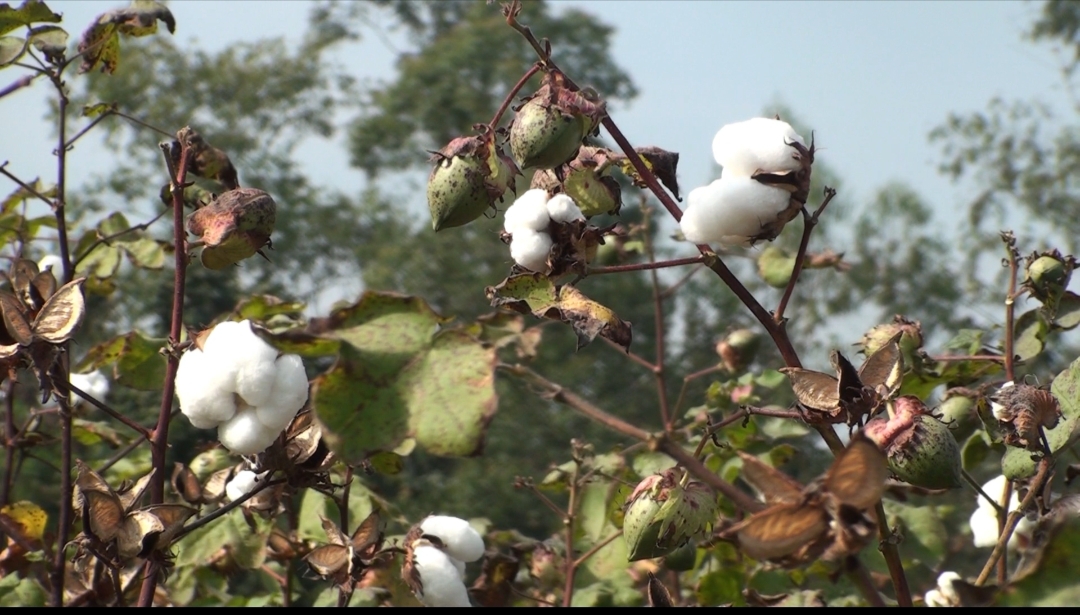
[175,320,309,455]
[681,117,810,246]
[502,188,584,273]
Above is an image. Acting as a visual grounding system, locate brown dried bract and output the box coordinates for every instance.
[992,383,1062,451]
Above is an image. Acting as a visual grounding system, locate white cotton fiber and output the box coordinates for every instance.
[269,354,309,416]
[711,117,806,177]
[176,349,239,427]
[545,194,585,223]
[218,406,279,455]
[510,229,553,272]
[679,177,790,245]
[224,469,263,502]
[38,254,63,274]
[413,545,472,607]
[420,515,485,563]
[503,189,552,233]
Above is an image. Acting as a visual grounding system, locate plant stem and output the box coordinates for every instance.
[1001,233,1019,383]
[489,62,541,129]
[0,73,36,99]
[774,188,836,323]
[874,501,912,606]
[337,466,354,608]
[588,255,705,276]
[57,380,151,440]
[0,380,15,510]
[976,457,1052,585]
[560,460,580,607]
[137,139,192,607]
[0,162,56,208]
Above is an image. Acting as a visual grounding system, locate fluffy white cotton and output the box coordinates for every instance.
[989,381,1015,421]
[38,254,63,275]
[420,515,485,563]
[711,117,806,177]
[679,177,790,246]
[503,189,552,233]
[510,229,553,272]
[224,469,265,502]
[175,320,309,455]
[218,406,280,455]
[970,475,1035,550]
[413,545,472,607]
[546,194,585,223]
[69,370,110,406]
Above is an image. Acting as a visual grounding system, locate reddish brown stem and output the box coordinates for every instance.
[588,255,705,276]
[774,188,837,323]
[489,62,541,129]
[1001,234,1019,383]
[0,73,36,99]
[976,457,1052,585]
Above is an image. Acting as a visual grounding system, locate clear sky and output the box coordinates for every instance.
[0,1,1072,302]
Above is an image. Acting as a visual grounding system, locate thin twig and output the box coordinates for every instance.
[976,457,1052,585]
[671,365,724,420]
[113,110,173,139]
[601,337,657,371]
[588,255,705,276]
[774,188,837,323]
[571,530,622,568]
[560,459,581,607]
[337,466,355,608]
[659,263,705,299]
[874,501,912,606]
[516,478,570,520]
[72,206,172,270]
[489,62,541,129]
[56,380,151,440]
[171,477,286,541]
[0,163,57,209]
[64,112,113,150]
[0,73,37,100]
[1,380,16,510]
[1001,233,1020,384]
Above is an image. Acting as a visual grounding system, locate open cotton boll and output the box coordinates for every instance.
[989,381,1015,421]
[268,354,309,417]
[420,515,485,563]
[679,177,790,245]
[711,117,806,177]
[510,229,553,272]
[546,193,585,223]
[224,469,265,502]
[69,370,110,405]
[218,406,280,455]
[176,349,240,428]
[413,545,472,607]
[503,188,551,233]
[38,254,63,275]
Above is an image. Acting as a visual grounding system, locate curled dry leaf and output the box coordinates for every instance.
[175,126,240,191]
[186,188,276,270]
[991,383,1062,451]
[304,509,386,586]
[721,436,887,568]
[468,551,520,607]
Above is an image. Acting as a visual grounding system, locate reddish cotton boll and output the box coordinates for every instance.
[545,193,585,223]
[711,117,806,177]
[503,188,552,234]
[176,347,239,429]
[420,515,485,563]
[412,544,472,607]
[218,406,280,455]
[509,229,553,273]
[679,177,790,246]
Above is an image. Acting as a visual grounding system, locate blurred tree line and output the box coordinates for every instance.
[14,0,1078,540]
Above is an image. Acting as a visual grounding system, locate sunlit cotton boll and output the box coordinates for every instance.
[254,354,310,433]
[420,515,485,563]
[711,117,806,177]
[217,406,280,455]
[225,469,265,502]
[545,193,585,223]
[413,544,472,607]
[679,177,790,246]
[503,188,552,233]
[69,370,110,406]
[970,475,1035,550]
[176,348,241,429]
[510,229,553,272]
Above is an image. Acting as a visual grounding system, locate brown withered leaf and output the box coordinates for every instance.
[992,383,1062,451]
[822,436,889,510]
[175,126,240,191]
[547,219,615,279]
[78,0,175,74]
[468,551,520,607]
[186,188,276,270]
[613,146,682,201]
[486,273,632,352]
[735,451,804,506]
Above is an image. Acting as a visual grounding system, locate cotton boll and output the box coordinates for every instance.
[412,545,472,607]
[225,469,265,502]
[451,557,466,580]
[420,515,485,563]
[924,589,950,608]
[969,506,1000,548]
[546,194,585,223]
[936,572,961,604]
[989,381,1015,421]
[712,117,806,177]
[255,399,301,435]
[38,254,63,275]
[503,189,551,233]
[268,354,309,419]
[510,229,552,272]
[176,349,239,428]
[69,370,110,405]
[679,178,789,245]
[218,406,279,455]
[236,358,278,408]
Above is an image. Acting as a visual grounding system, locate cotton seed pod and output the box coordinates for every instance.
[186,188,276,270]
[623,470,717,561]
[530,146,622,217]
[1023,250,1075,305]
[716,328,761,373]
[509,72,605,170]
[864,396,963,489]
[427,129,518,232]
[937,391,978,441]
[859,316,924,359]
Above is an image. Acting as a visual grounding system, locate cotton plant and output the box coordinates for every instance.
[503,188,585,273]
[174,319,309,455]
[681,117,810,246]
[405,514,486,607]
[969,474,1035,551]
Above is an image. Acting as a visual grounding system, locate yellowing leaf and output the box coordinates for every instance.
[0,500,47,540]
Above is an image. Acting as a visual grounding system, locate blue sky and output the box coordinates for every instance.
[0,0,1072,312]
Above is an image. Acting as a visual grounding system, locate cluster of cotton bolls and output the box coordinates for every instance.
[923,571,962,607]
[680,117,806,246]
[503,188,585,273]
[411,515,485,608]
[969,475,1035,551]
[175,320,309,455]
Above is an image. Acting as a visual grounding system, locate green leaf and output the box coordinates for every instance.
[1003,355,1080,479]
[757,245,796,288]
[1054,291,1080,330]
[696,568,745,606]
[883,500,947,567]
[0,1,61,36]
[234,294,306,322]
[1014,309,1048,361]
[961,430,996,470]
[943,329,986,355]
[27,24,65,61]
[73,229,122,281]
[175,508,271,570]
[1000,518,1080,606]
[118,237,165,269]
[486,274,633,351]
[631,452,676,478]
[72,418,123,447]
[82,102,115,117]
[0,573,47,607]
[77,1,175,74]
[0,35,25,66]
[312,292,497,461]
[367,451,404,475]
[2,178,54,211]
[254,326,341,358]
[75,331,166,391]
